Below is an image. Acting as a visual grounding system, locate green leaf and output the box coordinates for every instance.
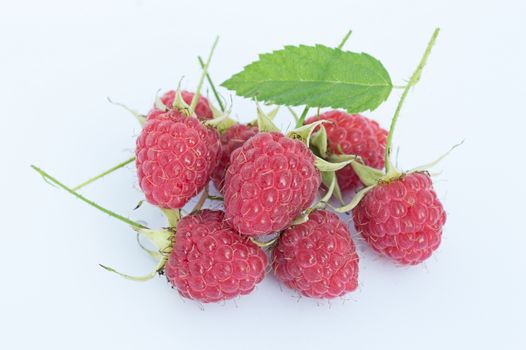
[222,45,392,113]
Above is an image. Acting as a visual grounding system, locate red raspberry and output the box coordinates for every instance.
[305,111,387,191]
[273,210,359,299]
[352,172,446,265]
[136,110,220,209]
[211,123,258,193]
[148,90,213,120]
[165,210,268,303]
[224,132,321,236]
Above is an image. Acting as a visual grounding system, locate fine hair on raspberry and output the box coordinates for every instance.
[165,210,268,303]
[136,111,220,209]
[305,111,387,191]
[353,172,446,265]
[273,210,359,299]
[223,132,321,236]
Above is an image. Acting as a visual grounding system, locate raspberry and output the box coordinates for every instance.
[136,110,220,209]
[352,172,446,265]
[149,90,214,120]
[305,111,387,191]
[211,123,258,193]
[165,210,268,303]
[224,132,321,236]
[273,210,359,299]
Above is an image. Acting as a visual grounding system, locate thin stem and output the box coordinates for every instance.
[385,28,440,173]
[207,195,224,201]
[337,29,352,49]
[190,36,219,111]
[198,56,224,112]
[250,237,278,248]
[191,185,208,213]
[295,106,310,128]
[31,165,145,228]
[287,106,299,123]
[294,29,352,129]
[72,156,136,191]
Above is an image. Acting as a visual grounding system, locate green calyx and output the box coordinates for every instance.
[101,223,178,282]
[287,119,327,147]
[256,109,358,174]
[256,104,281,132]
[135,227,173,256]
[107,97,146,127]
[31,164,180,282]
[321,170,344,204]
[205,112,237,132]
[310,124,328,158]
[252,104,279,128]
[173,87,193,115]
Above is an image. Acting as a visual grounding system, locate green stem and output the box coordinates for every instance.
[32,165,146,228]
[190,37,219,112]
[337,29,352,49]
[295,106,310,128]
[198,56,224,112]
[286,106,299,123]
[385,28,440,173]
[72,156,136,191]
[294,29,352,129]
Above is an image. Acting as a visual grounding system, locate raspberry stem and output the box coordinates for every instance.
[72,156,136,191]
[198,55,225,112]
[190,36,219,112]
[191,185,208,213]
[295,29,353,129]
[31,165,146,228]
[250,237,278,248]
[295,107,310,128]
[385,28,440,173]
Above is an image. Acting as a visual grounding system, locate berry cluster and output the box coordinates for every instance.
[34,29,452,305]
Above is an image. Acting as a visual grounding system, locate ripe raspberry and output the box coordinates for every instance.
[149,90,213,120]
[273,210,359,299]
[211,123,258,193]
[352,172,446,265]
[165,210,268,303]
[136,110,220,209]
[305,111,387,191]
[224,132,321,236]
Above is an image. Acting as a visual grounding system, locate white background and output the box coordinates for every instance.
[1,0,525,349]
